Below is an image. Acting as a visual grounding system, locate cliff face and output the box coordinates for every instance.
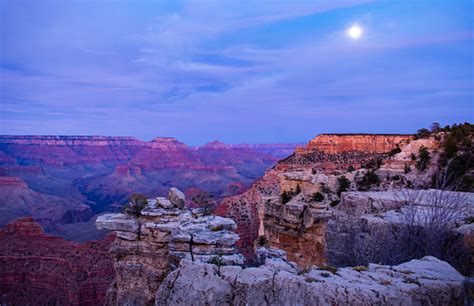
[0,217,115,306]
[300,134,411,154]
[0,135,298,240]
[95,189,244,305]
[217,133,430,267]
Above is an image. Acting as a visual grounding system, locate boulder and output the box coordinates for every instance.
[209,216,237,231]
[168,188,185,209]
[156,197,174,209]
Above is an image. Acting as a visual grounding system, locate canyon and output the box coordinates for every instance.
[0,135,299,240]
[1,126,472,305]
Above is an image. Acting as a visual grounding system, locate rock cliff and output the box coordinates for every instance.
[299,134,411,154]
[96,189,244,305]
[217,133,446,267]
[0,217,115,306]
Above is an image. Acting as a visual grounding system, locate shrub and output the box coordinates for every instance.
[404,163,411,174]
[192,192,216,215]
[414,128,431,139]
[312,192,325,202]
[430,122,441,133]
[337,176,351,196]
[352,265,368,272]
[209,255,224,267]
[388,145,401,157]
[330,200,340,207]
[281,191,292,204]
[256,235,268,247]
[317,265,338,274]
[416,146,431,171]
[127,193,148,217]
[347,165,355,172]
[357,170,380,191]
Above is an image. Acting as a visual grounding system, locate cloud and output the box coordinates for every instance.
[1,0,473,144]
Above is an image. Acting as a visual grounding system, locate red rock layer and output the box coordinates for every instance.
[299,134,411,154]
[0,217,115,306]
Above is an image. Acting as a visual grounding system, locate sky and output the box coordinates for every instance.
[0,0,473,145]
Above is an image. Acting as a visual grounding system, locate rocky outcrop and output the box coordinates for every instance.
[218,133,448,267]
[299,134,412,154]
[0,217,115,306]
[96,188,244,305]
[156,255,466,306]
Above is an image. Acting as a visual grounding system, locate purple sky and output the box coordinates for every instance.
[1,0,473,145]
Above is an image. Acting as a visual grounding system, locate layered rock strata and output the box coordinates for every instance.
[156,254,466,306]
[0,217,115,306]
[96,189,244,305]
[299,134,411,154]
[218,133,450,268]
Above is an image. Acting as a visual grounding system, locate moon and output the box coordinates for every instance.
[347,25,363,40]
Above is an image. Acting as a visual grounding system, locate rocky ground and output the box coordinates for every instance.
[157,254,466,306]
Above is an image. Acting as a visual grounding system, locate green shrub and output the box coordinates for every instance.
[256,235,268,247]
[416,146,431,171]
[281,191,292,204]
[388,145,401,157]
[209,255,224,266]
[352,265,368,272]
[318,265,338,274]
[347,165,355,172]
[414,128,431,139]
[357,170,380,191]
[126,193,148,217]
[404,163,411,174]
[312,192,324,202]
[337,176,351,196]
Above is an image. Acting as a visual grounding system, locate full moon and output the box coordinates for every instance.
[347,25,363,39]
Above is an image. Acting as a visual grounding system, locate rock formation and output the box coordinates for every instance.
[217,133,460,268]
[156,253,466,305]
[299,134,411,154]
[96,188,469,306]
[0,217,115,306]
[96,188,244,305]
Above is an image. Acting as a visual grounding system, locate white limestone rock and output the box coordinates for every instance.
[156,256,465,306]
[168,187,185,209]
[95,213,139,233]
[209,216,237,231]
[156,197,174,209]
